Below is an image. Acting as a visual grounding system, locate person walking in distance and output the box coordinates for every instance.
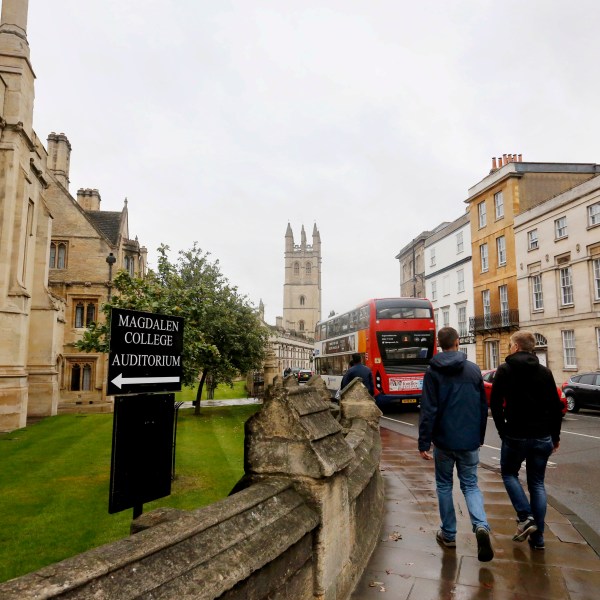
[340,353,374,395]
[490,331,563,550]
[418,327,493,562]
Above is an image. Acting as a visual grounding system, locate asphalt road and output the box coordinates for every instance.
[380,405,600,539]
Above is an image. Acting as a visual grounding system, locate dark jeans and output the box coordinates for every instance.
[500,436,554,543]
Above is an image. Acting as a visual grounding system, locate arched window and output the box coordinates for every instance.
[70,362,93,391]
[49,241,68,269]
[71,363,81,391]
[75,302,85,328]
[124,255,135,276]
[74,299,98,328]
[82,364,92,391]
[57,244,66,269]
[86,303,96,325]
[305,262,311,275]
[300,295,305,306]
[534,333,548,347]
[299,320,305,331]
[293,262,300,276]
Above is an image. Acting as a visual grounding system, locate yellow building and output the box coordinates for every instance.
[465,154,600,369]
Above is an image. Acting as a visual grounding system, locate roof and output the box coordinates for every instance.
[85,211,122,245]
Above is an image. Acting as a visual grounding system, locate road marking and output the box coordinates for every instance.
[487,416,600,441]
[381,416,415,427]
[561,430,600,441]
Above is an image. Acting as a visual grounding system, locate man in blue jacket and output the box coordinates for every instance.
[340,353,374,395]
[418,327,493,562]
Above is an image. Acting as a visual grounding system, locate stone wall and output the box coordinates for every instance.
[0,377,383,600]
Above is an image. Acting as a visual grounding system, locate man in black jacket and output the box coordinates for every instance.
[418,327,493,562]
[491,330,563,550]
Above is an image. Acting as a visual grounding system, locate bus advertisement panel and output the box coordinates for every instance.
[314,298,436,408]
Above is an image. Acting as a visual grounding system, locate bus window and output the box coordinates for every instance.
[340,314,349,333]
[349,310,358,332]
[332,318,341,337]
[358,305,370,329]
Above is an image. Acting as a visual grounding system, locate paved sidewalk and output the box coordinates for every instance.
[352,427,600,599]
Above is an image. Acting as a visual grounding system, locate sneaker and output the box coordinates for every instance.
[528,538,545,550]
[475,526,494,562]
[436,530,456,548]
[512,516,538,542]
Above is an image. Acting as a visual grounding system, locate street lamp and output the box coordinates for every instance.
[106,252,116,301]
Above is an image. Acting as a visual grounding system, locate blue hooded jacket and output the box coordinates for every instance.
[418,351,487,452]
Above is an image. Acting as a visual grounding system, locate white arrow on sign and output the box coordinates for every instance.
[111,373,180,389]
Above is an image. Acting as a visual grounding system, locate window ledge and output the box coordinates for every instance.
[560,304,575,309]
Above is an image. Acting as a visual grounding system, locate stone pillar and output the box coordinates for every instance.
[243,381,355,599]
[262,347,278,388]
[0,0,29,36]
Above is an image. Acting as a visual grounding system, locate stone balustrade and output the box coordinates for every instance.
[0,375,383,600]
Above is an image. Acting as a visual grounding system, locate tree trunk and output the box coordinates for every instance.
[194,370,208,416]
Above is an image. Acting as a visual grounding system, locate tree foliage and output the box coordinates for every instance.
[76,244,269,413]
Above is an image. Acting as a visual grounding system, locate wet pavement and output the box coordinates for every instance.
[352,427,600,599]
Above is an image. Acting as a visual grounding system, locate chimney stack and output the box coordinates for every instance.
[77,188,101,211]
[47,132,72,189]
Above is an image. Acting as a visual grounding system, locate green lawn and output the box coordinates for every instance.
[0,401,259,583]
[175,379,249,402]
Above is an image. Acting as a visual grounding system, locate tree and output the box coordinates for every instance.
[77,244,269,413]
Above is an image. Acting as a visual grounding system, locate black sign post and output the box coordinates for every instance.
[107,308,184,518]
[109,394,175,515]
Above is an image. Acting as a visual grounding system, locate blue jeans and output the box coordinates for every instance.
[433,447,490,540]
[500,436,554,543]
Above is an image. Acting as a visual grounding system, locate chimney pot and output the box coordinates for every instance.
[492,157,497,170]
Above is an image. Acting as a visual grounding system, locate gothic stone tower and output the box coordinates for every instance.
[283,223,321,337]
[0,0,65,431]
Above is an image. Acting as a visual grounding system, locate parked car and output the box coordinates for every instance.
[562,371,600,413]
[297,369,313,384]
[482,369,567,417]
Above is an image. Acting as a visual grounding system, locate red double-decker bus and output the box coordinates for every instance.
[314,297,437,408]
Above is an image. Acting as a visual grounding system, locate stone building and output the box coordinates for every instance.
[0,0,146,430]
[282,223,321,337]
[396,223,449,298]
[465,154,600,369]
[44,151,147,412]
[0,0,65,432]
[424,212,475,361]
[515,175,600,382]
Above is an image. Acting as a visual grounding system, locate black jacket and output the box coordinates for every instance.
[341,363,374,395]
[418,351,487,452]
[490,352,562,444]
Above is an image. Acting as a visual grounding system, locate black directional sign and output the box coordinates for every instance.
[107,308,184,396]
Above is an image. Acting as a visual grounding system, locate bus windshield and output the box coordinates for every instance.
[376,331,435,365]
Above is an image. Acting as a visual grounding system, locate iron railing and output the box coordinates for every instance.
[469,309,519,334]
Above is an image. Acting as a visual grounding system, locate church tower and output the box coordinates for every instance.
[283,223,321,338]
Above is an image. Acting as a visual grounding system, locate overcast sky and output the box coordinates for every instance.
[27,0,600,324]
